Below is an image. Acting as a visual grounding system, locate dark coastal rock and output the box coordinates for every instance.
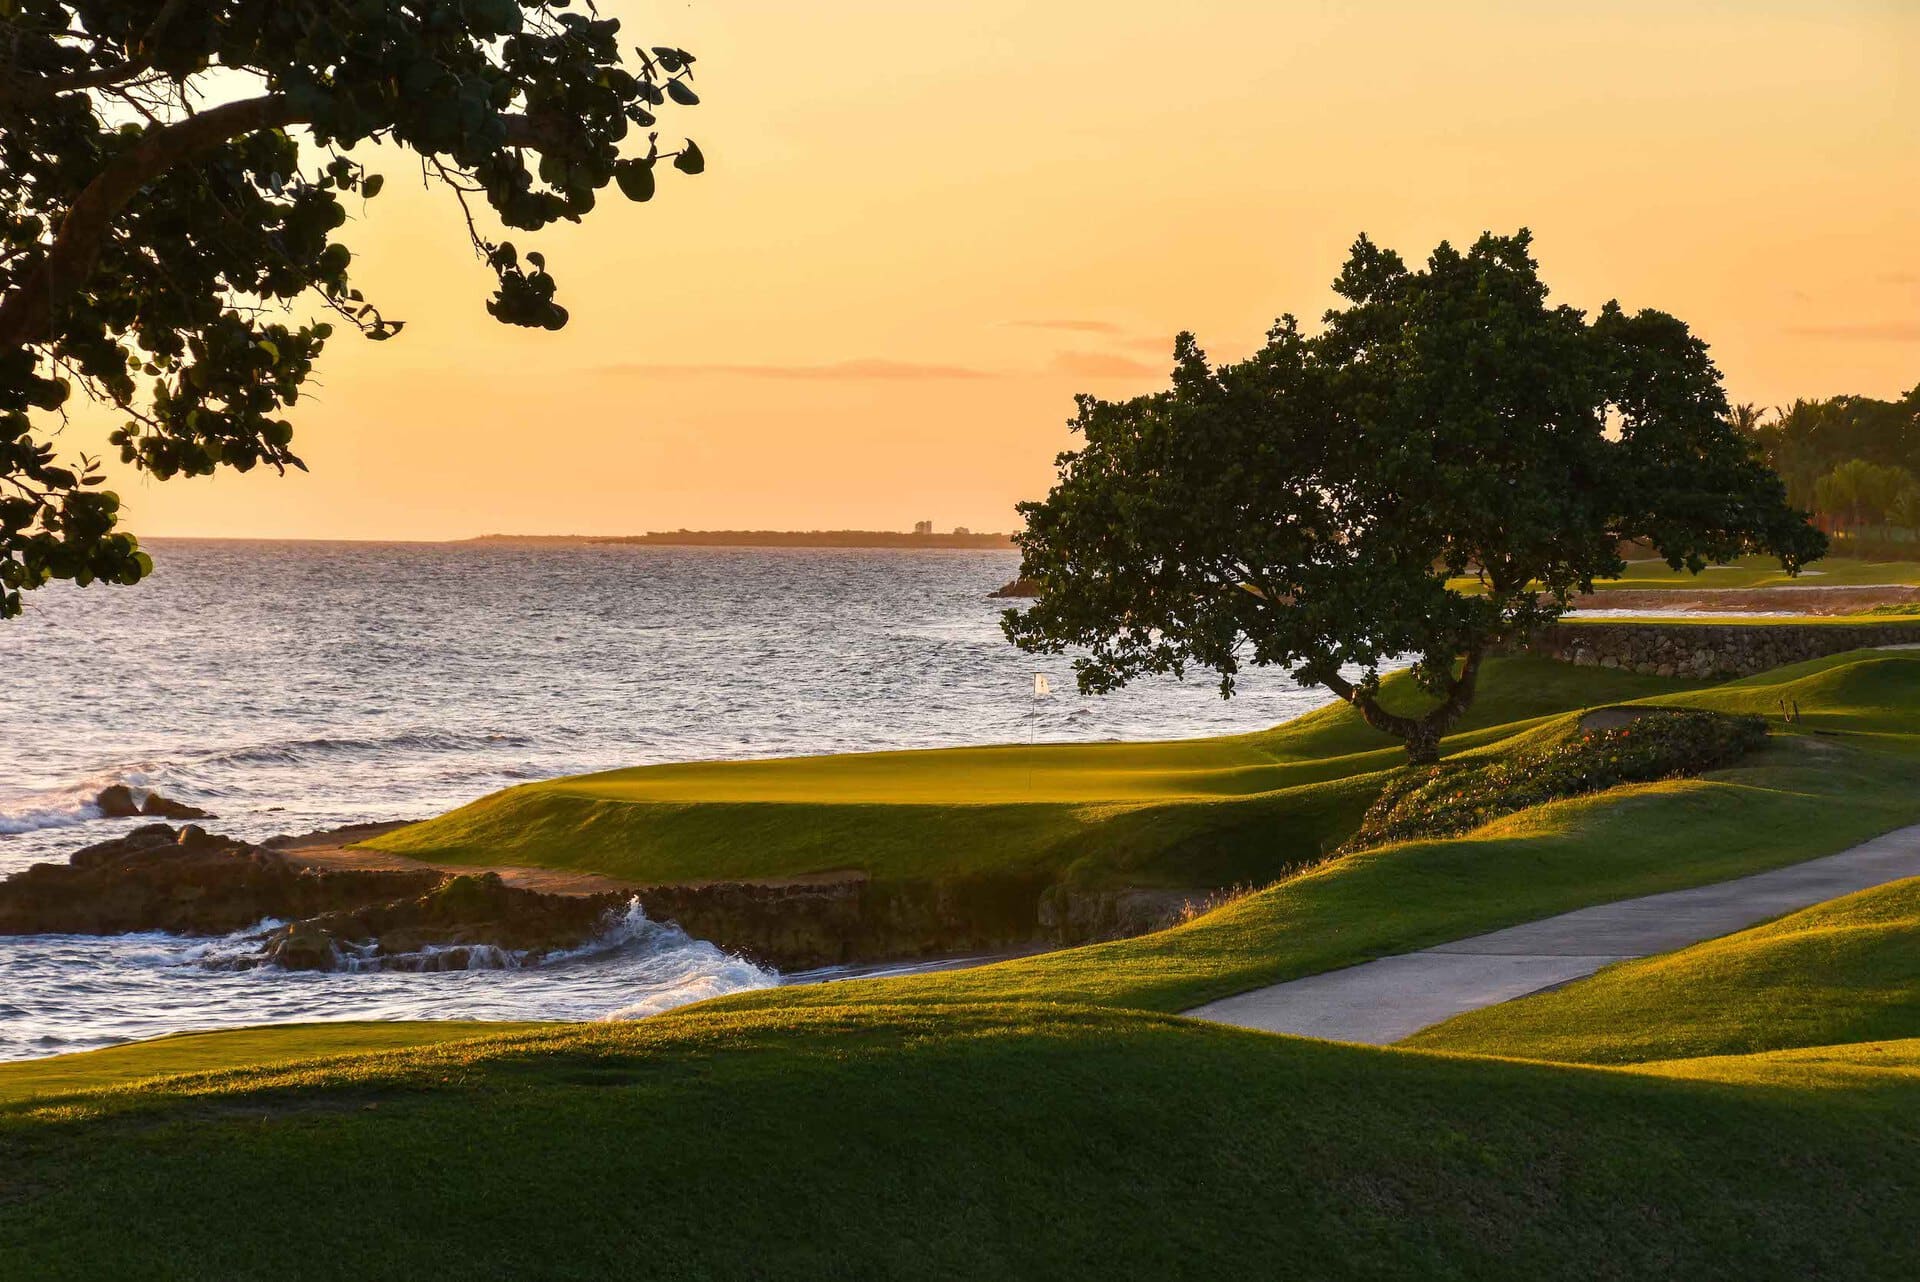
[1037,886,1205,943]
[92,785,213,821]
[2,824,1222,972]
[266,920,343,970]
[0,821,625,970]
[0,824,440,937]
[139,793,214,820]
[635,873,1205,970]
[93,785,142,817]
[263,820,417,849]
[255,874,626,971]
[988,577,1039,599]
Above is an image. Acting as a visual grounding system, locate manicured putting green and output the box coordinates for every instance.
[363,657,1702,888]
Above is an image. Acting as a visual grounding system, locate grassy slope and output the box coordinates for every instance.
[363,657,1697,889]
[1407,877,1920,1065]
[1636,1036,1920,1088]
[0,1022,543,1106]
[695,650,1920,1013]
[6,651,1920,1277]
[6,1007,1920,1280]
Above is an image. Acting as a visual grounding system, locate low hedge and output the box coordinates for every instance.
[1347,709,1769,850]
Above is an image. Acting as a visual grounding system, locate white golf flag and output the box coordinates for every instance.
[1033,673,1052,697]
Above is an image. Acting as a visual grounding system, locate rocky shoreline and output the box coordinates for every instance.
[0,823,617,971]
[0,821,1205,973]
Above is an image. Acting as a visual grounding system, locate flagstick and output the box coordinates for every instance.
[1024,673,1060,793]
[1028,672,1047,795]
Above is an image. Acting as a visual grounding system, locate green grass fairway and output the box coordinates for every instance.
[1594,553,1920,591]
[8,650,1920,1277]
[363,657,1700,889]
[1407,877,1920,1065]
[7,1006,1920,1280]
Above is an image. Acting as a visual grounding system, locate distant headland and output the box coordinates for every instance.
[467,528,1017,550]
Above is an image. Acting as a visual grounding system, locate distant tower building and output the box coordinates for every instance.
[913,520,933,535]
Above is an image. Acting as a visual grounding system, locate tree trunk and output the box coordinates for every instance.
[1403,720,1442,766]
[1317,647,1484,767]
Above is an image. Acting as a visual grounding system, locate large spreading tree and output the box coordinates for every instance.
[1,0,703,616]
[1006,231,1826,763]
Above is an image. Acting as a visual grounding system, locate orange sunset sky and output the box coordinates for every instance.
[70,0,1920,540]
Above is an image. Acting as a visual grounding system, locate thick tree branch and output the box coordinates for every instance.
[0,93,572,351]
[0,94,302,349]
[1314,645,1485,763]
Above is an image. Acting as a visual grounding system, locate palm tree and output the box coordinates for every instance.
[1727,403,1769,434]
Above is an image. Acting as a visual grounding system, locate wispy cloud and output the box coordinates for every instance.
[1050,351,1162,378]
[1877,271,1918,286]
[1785,323,1920,343]
[1007,319,1128,335]
[601,358,994,381]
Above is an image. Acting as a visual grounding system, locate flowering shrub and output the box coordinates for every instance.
[1346,709,1768,850]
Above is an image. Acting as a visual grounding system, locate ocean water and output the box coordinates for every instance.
[0,540,1341,1060]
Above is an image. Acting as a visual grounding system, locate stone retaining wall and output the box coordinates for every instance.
[1519,620,1920,679]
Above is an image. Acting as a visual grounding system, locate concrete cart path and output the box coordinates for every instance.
[1182,821,1920,1046]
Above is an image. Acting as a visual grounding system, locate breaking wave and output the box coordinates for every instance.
[191,728,537,770]
[0,899,779,1061]
[0,777,120,837]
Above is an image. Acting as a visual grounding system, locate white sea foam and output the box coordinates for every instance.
[0,901,779,1061]
[0,779,114,836]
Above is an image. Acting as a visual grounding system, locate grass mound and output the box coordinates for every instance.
[1407,876,1920,1065]
[1662,649,1920,740]
[8,1006,1920,1280]
[1345,708,1767,850]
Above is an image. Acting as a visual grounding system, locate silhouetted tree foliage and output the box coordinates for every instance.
[1745,387,1920,513]
[1813,458,1920,533]
[1006,231,1826,763]
[0,0,703,616]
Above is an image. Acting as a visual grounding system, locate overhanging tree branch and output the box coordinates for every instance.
[3,0,705,619]
[0,94,301,349]
[0,0,190,106]
[0,97,582,351]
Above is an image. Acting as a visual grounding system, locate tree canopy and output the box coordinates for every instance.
[1745,387,1920,516]
[1813,458,1920,533]
[1,0,703,617]
[1005,231,1826,762]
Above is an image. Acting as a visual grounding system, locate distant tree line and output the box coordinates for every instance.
[1737,385,1920,542]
